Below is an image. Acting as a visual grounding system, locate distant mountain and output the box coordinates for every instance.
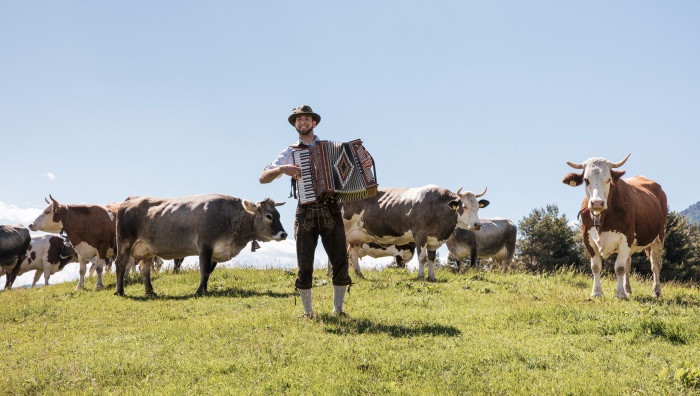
[681,201,700,225]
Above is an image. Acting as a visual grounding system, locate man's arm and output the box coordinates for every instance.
[259,164,301,184]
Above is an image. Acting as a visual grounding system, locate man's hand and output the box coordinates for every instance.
[278,164,301,180]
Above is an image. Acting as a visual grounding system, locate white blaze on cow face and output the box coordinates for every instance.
[582,158,614,214]
[28,203,62,233]
[565,154,629,216]
[455,189,489,231]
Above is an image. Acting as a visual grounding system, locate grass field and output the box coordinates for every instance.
[1,266,699,395]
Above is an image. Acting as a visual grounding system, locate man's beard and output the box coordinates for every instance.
[296,126,314,136]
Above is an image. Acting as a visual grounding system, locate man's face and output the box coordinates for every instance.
[294,114,316,135]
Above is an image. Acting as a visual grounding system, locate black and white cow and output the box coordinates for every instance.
[446,218,517,269]
[0,225,31,290]
[340,185,489,281]
[5,235,78,287]
[327,242,416,278]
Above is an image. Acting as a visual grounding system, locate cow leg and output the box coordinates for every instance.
[195,246,214,296]
[427,249,437,281]
[590,254,603,298]
[469,246,477,268]
[649,239,663,298]
[93,258,105,290]
[624,255,632,295]
[114,241,133,296]
[416,245,426,280]
[139,258,156,297]
[173,258,183,274]
[76,259,88,290]
[32,269,43,287]
[349,244,363,279]
[614,247,632,300]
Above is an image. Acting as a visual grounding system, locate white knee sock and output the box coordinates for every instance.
[333,285,346,314]
[299,288,313,316]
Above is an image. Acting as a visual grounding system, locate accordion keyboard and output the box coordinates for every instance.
[293,150,316,204]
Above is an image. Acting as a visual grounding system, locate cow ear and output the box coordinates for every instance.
[478,199,490,209]
[242,200,259,214]
[448,200,461,211]
[611,170,625,182]
[562,172,583,187]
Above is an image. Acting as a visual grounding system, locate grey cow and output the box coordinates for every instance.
[340,185,489,281]
[113,194,287,296]
[446,218,517,269]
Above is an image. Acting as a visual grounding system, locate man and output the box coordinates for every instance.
[259,105,352,318]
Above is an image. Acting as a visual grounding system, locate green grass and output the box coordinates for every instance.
[1,267,699,395]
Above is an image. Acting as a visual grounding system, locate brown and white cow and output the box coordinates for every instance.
[113,194,287,296]
[341,185,489,281]
[7,235,78,287]
[563,153,668,299]
[0,224,31,289]
[29,195,116,290]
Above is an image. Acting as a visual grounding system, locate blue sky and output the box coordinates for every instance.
[2,1,699,236]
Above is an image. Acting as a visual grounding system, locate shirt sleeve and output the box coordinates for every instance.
[263,147,295,177]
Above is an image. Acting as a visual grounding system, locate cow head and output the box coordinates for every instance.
[29,195,65,233]
[60,240,78,261]
[242,198,288,242]
[450,187,489,230]
[562,153,629,215]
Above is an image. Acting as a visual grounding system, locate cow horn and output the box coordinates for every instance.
[566,161,585,169]
[49,194,58,204]
[475,187,487,198]
[610,153,631,168]
[275,201,286,207]
[45,197,50,204]
[456,187,463,196]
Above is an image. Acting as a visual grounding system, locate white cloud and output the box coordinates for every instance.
[0,201,41,226]
[46,172,56,180]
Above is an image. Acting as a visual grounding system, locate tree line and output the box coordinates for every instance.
[457,205,700,283]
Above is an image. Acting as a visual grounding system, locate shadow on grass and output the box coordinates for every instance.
[117,286,294,301]
[318,314,461,338]
[634,294,700,308]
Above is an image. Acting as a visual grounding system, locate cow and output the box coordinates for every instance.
[5,235,78,287]
[0,225,31,290]
[446,218,517,270]
[340,185,489,281]
[29,195,116,290]
[113,194,287,296]
[328,242,416,278]
[562,153,668,299]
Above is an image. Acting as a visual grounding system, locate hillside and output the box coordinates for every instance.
[1,268,699,394]
[682,201,700,225]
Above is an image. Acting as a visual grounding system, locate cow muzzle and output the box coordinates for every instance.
[28,223,37,231]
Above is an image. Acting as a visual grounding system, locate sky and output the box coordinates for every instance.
[1,1,699,281]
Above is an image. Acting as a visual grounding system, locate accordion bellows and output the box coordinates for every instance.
[293,139,378,204]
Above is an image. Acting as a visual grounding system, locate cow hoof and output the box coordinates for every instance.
[590,292,602,298]
[114,291,124,297]
[95,285,104,291]
[652,290,662,298]
[416,274,425,280]
[355,271,366,280]
[427,276,437,282]
[615,291,629,300]
[145,292,157,297]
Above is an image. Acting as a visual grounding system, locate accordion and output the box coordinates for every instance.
[292,139,378,205]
